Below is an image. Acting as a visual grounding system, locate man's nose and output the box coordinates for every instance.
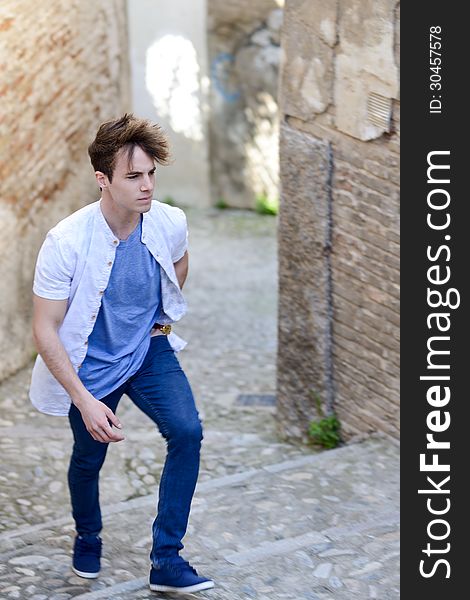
[140,176,152,191]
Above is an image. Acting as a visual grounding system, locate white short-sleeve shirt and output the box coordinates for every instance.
[30,199,189,416]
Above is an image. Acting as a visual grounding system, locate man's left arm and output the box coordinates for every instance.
[174,251,189,289]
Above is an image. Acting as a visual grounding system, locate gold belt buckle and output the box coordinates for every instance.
[160,324,172,335]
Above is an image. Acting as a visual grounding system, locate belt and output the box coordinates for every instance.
[153,323,172,335]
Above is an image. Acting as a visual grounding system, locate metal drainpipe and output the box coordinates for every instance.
[324,142,336,416]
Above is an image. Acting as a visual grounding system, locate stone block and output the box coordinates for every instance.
[277,124,332,439]
[334,0,399,140]
[280,0,338,120]
[207,0,281,30]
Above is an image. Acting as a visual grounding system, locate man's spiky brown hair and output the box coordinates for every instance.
[88,113,171,181]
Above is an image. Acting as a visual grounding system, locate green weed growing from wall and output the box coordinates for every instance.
[308,391,341,449]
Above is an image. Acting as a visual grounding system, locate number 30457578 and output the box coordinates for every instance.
[429,26,442,91]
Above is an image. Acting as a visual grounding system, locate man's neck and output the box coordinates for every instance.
[100,196,142,240]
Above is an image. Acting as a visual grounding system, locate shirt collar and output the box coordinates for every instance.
[97,199,126,246]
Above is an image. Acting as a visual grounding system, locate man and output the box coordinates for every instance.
[29,114,214,594]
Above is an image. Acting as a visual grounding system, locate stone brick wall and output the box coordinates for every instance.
[277,0,400,441]
[0,0,130,380]
[207,0,283,208]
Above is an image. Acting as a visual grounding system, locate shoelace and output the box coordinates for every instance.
[76,537,101,558]
[181,560,198,576]
[163,558,198,576]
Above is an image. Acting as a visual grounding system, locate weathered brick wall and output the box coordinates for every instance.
[277,0,400,441]
[330,129,399,439]
[0,0,130,380]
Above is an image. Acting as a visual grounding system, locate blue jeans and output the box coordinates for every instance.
[67,335,203,565]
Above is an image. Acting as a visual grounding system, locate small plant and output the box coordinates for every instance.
[307,390,340,449]
[255,194,278,216]
[308,415,340,449]
[162,195,176,206]
[215,197,229,209]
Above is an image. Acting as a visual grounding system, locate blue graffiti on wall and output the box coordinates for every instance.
[211,53,241,103]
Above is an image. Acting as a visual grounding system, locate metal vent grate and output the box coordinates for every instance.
[235,394,277,407]
[367,92,392,131]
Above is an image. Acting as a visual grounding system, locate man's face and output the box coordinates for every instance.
[98,145,156,214]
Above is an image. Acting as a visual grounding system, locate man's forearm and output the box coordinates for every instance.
[34,325,124,442]
[33,327,90,409]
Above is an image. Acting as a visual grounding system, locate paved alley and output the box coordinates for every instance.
[0,208,399,600]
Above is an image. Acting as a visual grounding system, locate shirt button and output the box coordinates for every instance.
[108,261,112,267]
[113,240,118,245]
[77,364,82,369]
[99,290,104,295]
[91,315,96,320]
[84,340,88,346]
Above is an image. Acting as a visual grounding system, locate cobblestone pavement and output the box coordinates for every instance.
[0,208,400,599]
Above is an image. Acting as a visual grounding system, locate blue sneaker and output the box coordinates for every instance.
[149,558,214,593]
[72,535,102,578]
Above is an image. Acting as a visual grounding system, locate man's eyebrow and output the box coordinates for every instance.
[126,167,156,175]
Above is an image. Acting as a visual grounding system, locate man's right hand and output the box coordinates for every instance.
[32,295,125,443]
[77,393,125,443]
